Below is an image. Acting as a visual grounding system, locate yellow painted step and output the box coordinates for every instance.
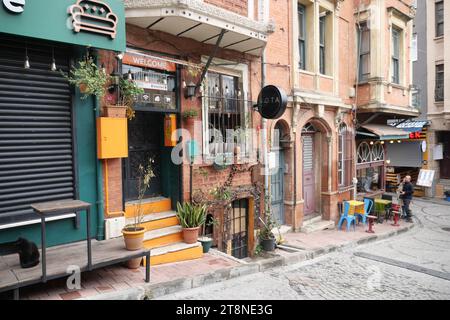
[143,242,203,266]
[125,197,171,218]
[142,225,183,249]
[141,216,179,232]
[126,211,179,231]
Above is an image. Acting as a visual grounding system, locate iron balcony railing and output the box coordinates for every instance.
[435,85,444,102]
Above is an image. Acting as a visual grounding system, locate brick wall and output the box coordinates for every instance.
[204,0,248,17]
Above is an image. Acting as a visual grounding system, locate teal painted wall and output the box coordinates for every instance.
[0,49,99,247]
[0,0,125,52]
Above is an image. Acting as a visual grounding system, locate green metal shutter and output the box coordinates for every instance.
[0,38,75,225]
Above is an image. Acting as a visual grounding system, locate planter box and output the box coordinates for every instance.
[104,105,127,118]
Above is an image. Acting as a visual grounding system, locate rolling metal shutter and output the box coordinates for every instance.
[0,38,75,225]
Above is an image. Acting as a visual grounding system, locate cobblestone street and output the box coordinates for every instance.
[155,199,450,300]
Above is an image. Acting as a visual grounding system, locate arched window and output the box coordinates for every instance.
[338,123,352,187]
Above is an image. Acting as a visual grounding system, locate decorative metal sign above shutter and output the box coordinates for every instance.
[0,38,75,225]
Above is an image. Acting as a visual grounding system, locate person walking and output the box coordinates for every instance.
[400,175,414,223]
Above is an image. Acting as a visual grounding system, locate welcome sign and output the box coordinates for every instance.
[0,0,125,52]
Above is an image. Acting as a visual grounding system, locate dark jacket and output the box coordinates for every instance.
[401,182,414,200]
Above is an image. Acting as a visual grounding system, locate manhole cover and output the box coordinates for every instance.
[442,227,450,232]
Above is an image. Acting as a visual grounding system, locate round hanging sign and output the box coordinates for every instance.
[257,85,287,119]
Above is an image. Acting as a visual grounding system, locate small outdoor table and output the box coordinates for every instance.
[31,200,92,283]
[347,200,365,216]
[374,199,392,222]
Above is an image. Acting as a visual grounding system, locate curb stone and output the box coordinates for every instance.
[79,223,416,300]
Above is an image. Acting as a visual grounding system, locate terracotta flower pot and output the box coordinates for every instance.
[122,227,145,251]
[184,117,196,128]
[182,227,200,244]
[122,227,146,269]
[104,105,127,118]
[79,83,88,93]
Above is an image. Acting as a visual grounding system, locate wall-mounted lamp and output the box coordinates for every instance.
[24,47,30,69]
[380,141,385,145]
[390,140,394,144]
[370,141,374,145]
[397,140,401,143]
[386,159,391,165]
[116,52,124,60]
[185,81,196,99]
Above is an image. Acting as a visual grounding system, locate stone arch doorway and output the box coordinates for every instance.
[301,119,331,218]
[270,120,291,225]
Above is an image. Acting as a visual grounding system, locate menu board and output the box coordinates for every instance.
[417,169,435,187]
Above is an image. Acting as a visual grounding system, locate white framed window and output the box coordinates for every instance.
[202,71,253,163]
[391,26,401,84]
[411,33,418,62]
[358,21,370,82]
[338,123,352,187]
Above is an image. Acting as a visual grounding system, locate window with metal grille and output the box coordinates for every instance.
[298,4,306,70]
[230,198,248,259]
[203,72,252,162]
[338,123,353,187]
[392,27,401,84]
[435,64,444,102]
[436,1,444,37]
[319,15,326,75]
[358,22,370,82]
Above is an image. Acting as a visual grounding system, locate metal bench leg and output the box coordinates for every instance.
[145,252,150,283]
[86,207,92,271]
[41,216,47,283]
[13,288,19,300]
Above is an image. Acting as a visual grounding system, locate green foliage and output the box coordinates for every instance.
[210,186,232,201]
[182,108,199,118]
[258,210,277,241]
[176,202,207,228]
[254,244,263,256]
[126,158,156,231]
[65,57,109,100]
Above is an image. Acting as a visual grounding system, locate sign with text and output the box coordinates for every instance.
[417,169,435,188]
[257,85,288,119]
[123,53,177,72]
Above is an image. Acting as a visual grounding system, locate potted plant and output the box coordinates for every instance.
[176,202,207,244]
[108,77,144,120]
[198,217,218,253]
[258,211,277,252]
[65,56,109,99]
[122,158,155,268]
[182,108,199,127]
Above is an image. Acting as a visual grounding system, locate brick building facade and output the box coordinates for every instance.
[98,0,417,261]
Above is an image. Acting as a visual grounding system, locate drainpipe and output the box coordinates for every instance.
[261,50,269,213]
[292,104,299,231]
[94,96,105,240]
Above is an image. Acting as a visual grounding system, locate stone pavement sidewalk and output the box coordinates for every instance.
[7,216,415,300]
[279,217,415,252]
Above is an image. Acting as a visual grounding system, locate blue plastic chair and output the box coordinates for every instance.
[337,201,356,231]
[355,198,374,225]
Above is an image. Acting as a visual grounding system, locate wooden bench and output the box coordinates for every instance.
[0,200,151,299]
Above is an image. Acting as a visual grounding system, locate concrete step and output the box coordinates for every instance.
[126,211,179,232]
[302,215,322,227]
[143,225,183,249]
[125,197,172,218]
[272,225,292,237]
[301,219,335,234]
